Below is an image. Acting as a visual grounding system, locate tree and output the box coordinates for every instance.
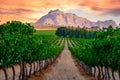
[55,27,68,37]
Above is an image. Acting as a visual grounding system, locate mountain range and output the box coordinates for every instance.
[34,9,117,29]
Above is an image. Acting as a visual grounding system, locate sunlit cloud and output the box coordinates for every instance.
[77,0,120,16]
[0,0,120,24]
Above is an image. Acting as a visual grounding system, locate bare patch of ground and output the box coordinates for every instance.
[40,42,95,80]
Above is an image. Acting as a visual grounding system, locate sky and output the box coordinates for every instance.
[0,0,120,25]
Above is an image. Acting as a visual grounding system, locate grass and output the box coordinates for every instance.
[34,30,56,37]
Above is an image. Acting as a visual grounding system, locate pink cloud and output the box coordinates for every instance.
[0,0,120,23]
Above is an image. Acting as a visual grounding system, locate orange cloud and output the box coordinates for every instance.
[77,0,120,15]
[0,0,120,24]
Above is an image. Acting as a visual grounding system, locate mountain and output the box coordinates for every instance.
[35,9,117,29]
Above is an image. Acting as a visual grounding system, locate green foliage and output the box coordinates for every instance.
[56,27,97,38]
[69,25,120,71]
[55,27,68,37]
[0,21,63,68]
[0,21,35,68]
[95,25,114,39]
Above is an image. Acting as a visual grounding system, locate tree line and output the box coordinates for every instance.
[56,27,97,38]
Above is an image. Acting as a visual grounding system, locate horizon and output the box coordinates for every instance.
[0,0,120,25]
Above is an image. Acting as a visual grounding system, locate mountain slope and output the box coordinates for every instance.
[35,9,117,28]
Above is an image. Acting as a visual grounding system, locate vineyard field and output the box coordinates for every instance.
[34,30,56,36]
[0,21,120,80]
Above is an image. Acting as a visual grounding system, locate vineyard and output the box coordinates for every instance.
[0,21,64,80]
[67,26,120,80]
[0,21,120,80]
[68,38,120,80]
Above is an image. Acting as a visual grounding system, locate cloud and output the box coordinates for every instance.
[0,8,43,14]
[0,0,120,14]
[103,9,120,16]
[0,0,120,24]
[77,0,120,16]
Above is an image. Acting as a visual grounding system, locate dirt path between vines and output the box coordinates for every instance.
[30,41,95,80]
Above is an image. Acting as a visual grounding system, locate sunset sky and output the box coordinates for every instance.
[0,0,120,25]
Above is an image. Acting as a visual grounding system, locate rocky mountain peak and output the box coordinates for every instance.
[48,9,63,14]
[35,9,117,29]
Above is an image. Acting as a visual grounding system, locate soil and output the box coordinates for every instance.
[30,42,95,80]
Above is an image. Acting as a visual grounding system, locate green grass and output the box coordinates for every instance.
[34,30,56,37]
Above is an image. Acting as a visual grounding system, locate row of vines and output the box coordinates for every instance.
[68,26,120,80]
[0,21,64,80]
